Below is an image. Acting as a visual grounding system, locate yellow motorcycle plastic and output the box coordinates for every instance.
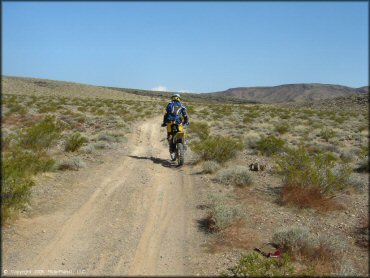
[166,122,186,166]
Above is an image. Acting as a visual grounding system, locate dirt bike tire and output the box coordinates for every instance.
[177,143,184,166]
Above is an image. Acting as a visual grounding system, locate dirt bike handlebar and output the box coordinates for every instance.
[161,122,189,127]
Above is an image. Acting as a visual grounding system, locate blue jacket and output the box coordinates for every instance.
[163,100,188,124]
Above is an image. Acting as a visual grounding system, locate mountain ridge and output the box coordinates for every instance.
[206,83,368,103]
[2,75,368,104]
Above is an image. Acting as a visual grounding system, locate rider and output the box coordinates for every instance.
[161,93,189,157]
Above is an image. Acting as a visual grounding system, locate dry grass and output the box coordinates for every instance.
[354,216,369,249]
[281,185,345,212]
[207,223,259,254]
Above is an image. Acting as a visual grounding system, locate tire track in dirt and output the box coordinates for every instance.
[3,117,197,276]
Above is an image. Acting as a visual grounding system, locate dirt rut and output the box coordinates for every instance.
[2,117,198,276]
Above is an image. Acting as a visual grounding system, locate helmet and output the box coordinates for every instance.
[171,93,181,101]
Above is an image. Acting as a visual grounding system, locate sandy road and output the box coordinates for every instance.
[2,117,198,276]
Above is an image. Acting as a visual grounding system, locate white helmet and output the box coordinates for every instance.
[171,94,181,101]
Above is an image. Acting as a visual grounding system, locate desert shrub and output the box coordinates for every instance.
[320,128,337,142]
[337,262,357,276]
[80,144,95,154]
[244,132,261,149]
[217,166,253,187]
[77,106,87,112]
[348,175,366,192]
[3,148,55,177]
[203,193,243,232]
[37,105,57,113]
[281,185,344,212]
[275,123,289,134]
[244,109,261,120]
[17,116,62,151]
[339,150,354,163]
[64,133,88,152]
[9,103,28,115]
[202,160,221,174]
[2,131,15,151]
[97,133,120,143]
[2,173,34,221]
[256,135,286,156]
[223,252,295,276]
[210,204,242,231]
[272,227,346,273]
[355,158,369,173]
[76,116,86,123]
[358,124,368,132]
[358,145,368,158]
[2,148,55,222]
[94,141,111,149]
[242,115,253,124]
[106,131,127,143]
[276,145,351,196]
[55,157,86,171]
[191,136,243,163]
[188,121,210,140]
[272,227,310,254]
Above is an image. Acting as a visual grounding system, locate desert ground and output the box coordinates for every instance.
[2,76,369,276]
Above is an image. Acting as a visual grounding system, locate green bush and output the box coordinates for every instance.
[188,121,210,140]
[64,133,88,152]
[37,105,57,113]
[275,145,352,195]
[2,174,34,221]
[17,116,62,151]
[217,166,253,187]
[3,147,55,177]
[2,148,55,222]
[320,128,337,142]
[256,135,286,156]
[275,123,289,134]
[223,252,295,276]
[9,103,28,115]
[191,136,243,163]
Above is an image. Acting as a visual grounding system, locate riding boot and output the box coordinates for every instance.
[167,137,174,153]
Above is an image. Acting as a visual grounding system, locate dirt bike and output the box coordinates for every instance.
[164,122,188,166]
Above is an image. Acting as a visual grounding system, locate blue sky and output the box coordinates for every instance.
[3,2,368,92]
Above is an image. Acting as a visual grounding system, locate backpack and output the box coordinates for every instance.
[166,101,183,123]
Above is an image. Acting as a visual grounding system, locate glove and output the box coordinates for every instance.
[161,123,167,127]
[183,122,189,127]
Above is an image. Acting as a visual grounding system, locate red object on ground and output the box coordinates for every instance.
[268,249,281,258]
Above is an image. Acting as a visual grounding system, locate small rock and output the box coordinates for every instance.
[42,230,46,233]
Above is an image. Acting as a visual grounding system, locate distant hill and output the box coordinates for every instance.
[1,76,256,104]
[100,86,257,104]
[206,84,368,103]
[2,76,147,101]
[279,92,369,113]
[2,76,367,104]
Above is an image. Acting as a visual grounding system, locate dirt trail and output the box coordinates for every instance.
[2,117,199,276]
